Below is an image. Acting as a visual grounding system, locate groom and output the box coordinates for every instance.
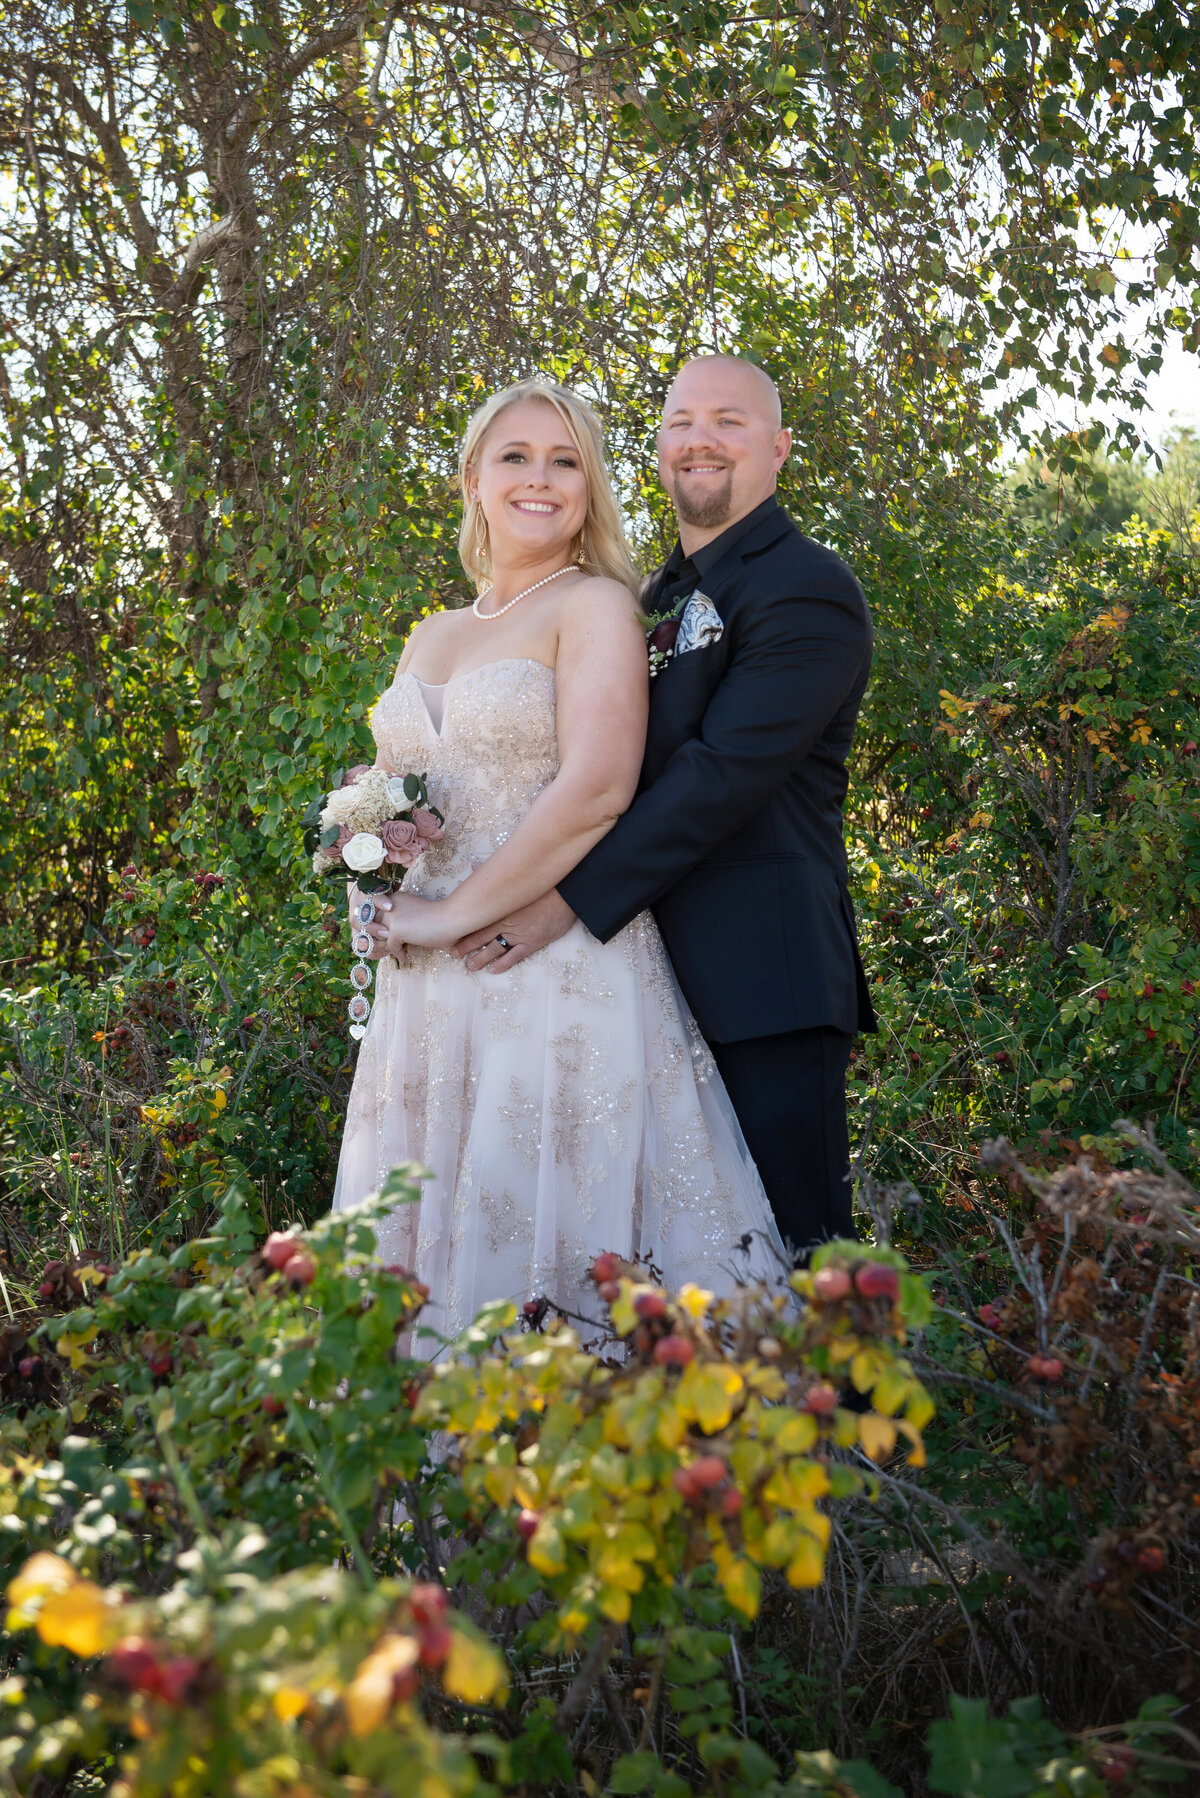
[455,354,876,1256]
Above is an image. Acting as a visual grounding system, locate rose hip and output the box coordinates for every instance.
[803,1383,839,1417]
[592,1252,620,1284]
[281,1251,316,1288]
[409,1583,448,1626]
[854,1263,900,1301]
[263,1231,298,1270]
[1028,1354,1064,1382]
[653,1334,694,1368]
[516,1509,540,1540]
[812,1266,852,1303]
[689,1456,726,1490]
[633,1290,667,1320]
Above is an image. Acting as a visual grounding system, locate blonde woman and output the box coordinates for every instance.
[333,379,782,1340]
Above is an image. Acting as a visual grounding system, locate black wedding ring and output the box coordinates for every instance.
[495,934,512,951]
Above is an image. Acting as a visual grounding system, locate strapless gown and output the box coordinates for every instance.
[332,656,784,1342]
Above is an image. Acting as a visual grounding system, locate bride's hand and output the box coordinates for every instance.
[362,890,461,955]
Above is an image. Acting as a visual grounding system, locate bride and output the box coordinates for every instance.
[332,378,783,1340]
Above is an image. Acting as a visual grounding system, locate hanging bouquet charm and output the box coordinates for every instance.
[301,766,446,1040]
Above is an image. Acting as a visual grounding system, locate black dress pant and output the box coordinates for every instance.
[710,1026,854,1259]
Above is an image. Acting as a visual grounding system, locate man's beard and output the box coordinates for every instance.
[671,465,734,529]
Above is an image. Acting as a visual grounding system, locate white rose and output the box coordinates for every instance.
[341,832,386,873]
[385,775,411,808]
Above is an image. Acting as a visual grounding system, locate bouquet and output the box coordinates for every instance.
[302,765,446,1039]
[303,764,445,894]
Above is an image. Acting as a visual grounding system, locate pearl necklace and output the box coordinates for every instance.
[472,562,583,620]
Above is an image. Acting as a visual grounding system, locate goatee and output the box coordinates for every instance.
[672,467,733,528]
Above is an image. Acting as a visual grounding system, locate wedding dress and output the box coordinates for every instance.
[332,656,785,1343]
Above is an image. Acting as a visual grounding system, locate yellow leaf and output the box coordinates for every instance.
[442,1630,507,1705]
[857,1413,898,1461]
[773,1413,818,1454]
[719,1555,761,1620]
[905,1386,935,1431]
[785,1533,826,1589]
[273,1684,310,1721]
[609,1279,639,1338]
[677,1283,713,1320]
[597,1583,632,1622]
[345,1635,419,1736]
[897,1420,927,1467]
[678,1361,743,1434]
[527,1518,566,1576]
[37,1581,119,1657]
[849,1347,887,1394]
[7,1553,76,1618]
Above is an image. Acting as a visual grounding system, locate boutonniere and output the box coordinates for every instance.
[642,611,681,679]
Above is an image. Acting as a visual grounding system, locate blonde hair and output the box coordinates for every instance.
[458,378,639,594]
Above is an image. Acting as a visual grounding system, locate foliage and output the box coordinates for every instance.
[2,1177,1197,1795]
[847,519,1200,1193]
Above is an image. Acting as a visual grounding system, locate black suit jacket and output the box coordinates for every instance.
[557,503,877,1044]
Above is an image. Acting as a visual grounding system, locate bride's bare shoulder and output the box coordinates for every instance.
[557,571,641,619]
[396,606,461,671]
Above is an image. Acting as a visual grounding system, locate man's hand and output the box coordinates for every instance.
[452,890,576,974]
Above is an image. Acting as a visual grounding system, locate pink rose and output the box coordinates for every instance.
[380,818,419,863]
[341,764,371,787]
[412,808,445,842]
[392,844,425,868]
[326,826,354,862]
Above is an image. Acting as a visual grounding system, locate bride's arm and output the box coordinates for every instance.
[386,581,647,946]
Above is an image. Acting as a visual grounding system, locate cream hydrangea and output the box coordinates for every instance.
[320,768,392,835]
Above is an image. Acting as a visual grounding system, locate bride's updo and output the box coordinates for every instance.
[458,377,640,594]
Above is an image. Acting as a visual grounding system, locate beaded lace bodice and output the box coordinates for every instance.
[369,657,558,900]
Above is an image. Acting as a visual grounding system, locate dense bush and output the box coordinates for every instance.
[2,1168,1196,1796]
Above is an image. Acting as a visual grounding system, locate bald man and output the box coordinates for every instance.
[455,355,876,1256]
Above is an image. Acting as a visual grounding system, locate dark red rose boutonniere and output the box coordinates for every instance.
[646,613,681,678]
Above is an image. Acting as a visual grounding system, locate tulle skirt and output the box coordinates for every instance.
[333,913,785,1347]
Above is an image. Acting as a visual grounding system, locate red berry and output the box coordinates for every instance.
[1142,981,1154,997]
[812,1266,852,1303]
[672,1465,701,1502]
[978,1303,1002,1329]
[516,1509,540,1540]
[689,1455,727,1490]
[156,1656,200,1705]
[633,1290,667,1320]
[803,1383,839,1417]
[261,1394,285,1417]
[1028,1355,1064,1382]
[597,1280,621,1303]
[38,1280,56,1300]
[720,1487,743,1517]
[1083,1564,1110,1592]
[107,1638,164,1695]
[592,1252,620,1284]
[1096,987,1109,1002]
[1099,1745,1135,1784]
[854,1263,900,1302]
[392,1661,421,1703]
[17,1356,40,1378]
[521,1299,541,1318]
[1135,1544,1165,1575]
[1144,1027,1156,1040]
[263,1231,298,1270]
[417,1623,452,1669]
[281,1251,316,1288]
[653,1334,695,1368]
[1182,981,1195,996]
[409,1584,448,1626]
